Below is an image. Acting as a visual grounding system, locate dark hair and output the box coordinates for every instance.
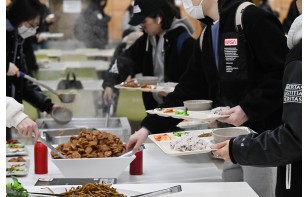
[7,0,45,28]
[148,1,177,30]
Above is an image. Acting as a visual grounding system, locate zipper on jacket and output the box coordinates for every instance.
[286,164,291,189]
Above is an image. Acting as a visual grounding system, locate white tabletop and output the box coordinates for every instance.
[6,144,258,196]
[40,60,110,71]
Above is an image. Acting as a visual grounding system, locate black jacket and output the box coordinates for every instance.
[74,8,110,49]
[103,22,195,110]
[141,0,288,133]
[6,20,54,113]
[229,40,302,197]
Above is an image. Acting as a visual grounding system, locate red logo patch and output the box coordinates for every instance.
[225,39,238,46]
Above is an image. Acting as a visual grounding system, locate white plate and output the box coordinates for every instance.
[28,186,141,196]
[146,107,229,122]
[6,146,28,156]
[148,130,214,156]
[177,120,207,129]
[114,83,175,93]
[6,163,29,176]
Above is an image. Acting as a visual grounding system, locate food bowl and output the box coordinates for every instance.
[212,127,251,143]
[51,107,73,124]
[136,76,159,85]
[183,100,213,111]
[51,155,136,178]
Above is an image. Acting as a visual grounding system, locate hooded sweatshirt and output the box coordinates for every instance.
[103,17,195,110]
[6,97,28,128]
[229,14,302,197]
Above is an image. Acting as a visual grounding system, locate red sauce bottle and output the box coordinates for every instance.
[34,141,48,174]
[129,150,143,175]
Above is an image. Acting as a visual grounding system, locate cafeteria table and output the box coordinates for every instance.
[6,143,258,196]
[39,60,110,72]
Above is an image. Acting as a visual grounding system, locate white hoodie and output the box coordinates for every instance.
[6,97,28,128]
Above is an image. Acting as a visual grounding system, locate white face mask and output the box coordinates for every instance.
[18,25,37,39]
[182,0,205,19]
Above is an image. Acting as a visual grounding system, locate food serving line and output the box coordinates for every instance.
[6,142,258,196]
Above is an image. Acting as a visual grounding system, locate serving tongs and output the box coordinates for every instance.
[33,133,67,159]
[130,185,182,197]
[119,144,145,158]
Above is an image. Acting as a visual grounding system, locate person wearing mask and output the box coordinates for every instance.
[32,0,56,50]
[211,1,302,196]
[125,0,288,196]
[6,0,58,140]
[103,0,195,111]
[6,97,41,143]
[74,0,111,49]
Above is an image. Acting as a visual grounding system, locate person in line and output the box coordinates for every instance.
[103,31,144,115]
[74,0,111,49]
[125,0,288,196]
[211,1,302,196]
[32,0,56,50]
[103,0,195,111]
[7,97,40,143]
[7,0,58,140]
[122,0,141,37]
[282,0,299,34]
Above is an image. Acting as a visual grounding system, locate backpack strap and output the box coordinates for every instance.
[199,26,207,50]
[235,2,255,43]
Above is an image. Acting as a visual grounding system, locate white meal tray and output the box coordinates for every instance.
[6,145,28,156]
[148,129,215,156]
[6,158,30,177]
[146,107,229,122]
[114,83,175,93]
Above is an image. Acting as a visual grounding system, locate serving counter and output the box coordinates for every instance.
[6,143,258,196]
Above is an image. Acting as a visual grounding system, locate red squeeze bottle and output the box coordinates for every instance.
[34,141,48,174]
[129,150,143,175]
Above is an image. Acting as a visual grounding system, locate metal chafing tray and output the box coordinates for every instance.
[36,117,131,144]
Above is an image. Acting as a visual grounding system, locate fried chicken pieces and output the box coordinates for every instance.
[51,129,126,159]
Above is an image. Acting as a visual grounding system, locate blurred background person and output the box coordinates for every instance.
[103,31,143,115]
[32,0,56,50]
[122,0,141,38]
[7,0,58,140]
[7,97,41,143]
[74,0,111,49]
[259,0,280,18]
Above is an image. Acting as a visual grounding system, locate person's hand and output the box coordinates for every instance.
[103,87,115,105]
[211,140,232,162]
[7,63,19,77]
[126,127,149,153]
[37,33,46,43]
[207,120,218,128]
[45,14,56,23]
[217,105,248,126]
[158,91,169,97]
[16,117,40,143]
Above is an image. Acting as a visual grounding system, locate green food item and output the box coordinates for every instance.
[174,108,189,116]
[6,176,28,197]
[173,132,189,137]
